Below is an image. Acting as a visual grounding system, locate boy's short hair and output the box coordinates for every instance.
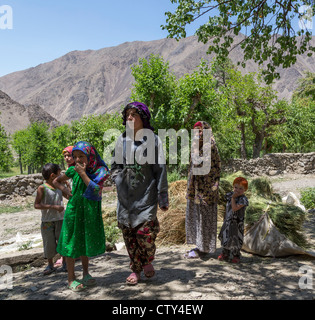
[42,163,61,180]
[233,177,248,191]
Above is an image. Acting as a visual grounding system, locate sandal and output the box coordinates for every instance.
[126,272,140,285]
[184,248,200,259]
[43,265,55,275]
[143,264,155,278]
[54,258,63,268]
[58,263,67,272]
[68,280,86,292]
[218,253,228,261]
[81,273,96,286]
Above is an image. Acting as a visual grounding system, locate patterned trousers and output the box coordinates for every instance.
[119,219,160,273]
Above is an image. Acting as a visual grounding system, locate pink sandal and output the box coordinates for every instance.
[126,272,140,285]
[54,258,63,267]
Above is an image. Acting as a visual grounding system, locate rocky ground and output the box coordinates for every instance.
[0,174,314,301]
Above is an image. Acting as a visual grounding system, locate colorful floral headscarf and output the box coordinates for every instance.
[122,101,154,131]
[72,141,109,201]
[62,146,75,167]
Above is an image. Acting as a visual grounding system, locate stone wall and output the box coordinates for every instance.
[0,174,44,200]
[222,152,315,176]
[0,173,114,200]
[0,153,314,200]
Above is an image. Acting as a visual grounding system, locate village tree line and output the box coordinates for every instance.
[0,55,314,173]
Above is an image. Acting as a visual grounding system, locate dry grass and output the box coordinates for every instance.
[156,180,187,246]
[156,174,310,249]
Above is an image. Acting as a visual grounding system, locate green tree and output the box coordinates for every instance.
[131,55,220,168]
[131,55,219,130]
[0,124,13,172]
[26,122,51,173]
[220,68,287,158]
[269,71,315,153]
[274,95,315,152]
[168,59,219,130]
[70,113,124,159]
[292,71,315,101]
[130,54,176,128]
[12,129,30,174]
[162,0,315,83]
[49,124,72,168]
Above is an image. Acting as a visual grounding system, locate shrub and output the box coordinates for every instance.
[300,187,315,210]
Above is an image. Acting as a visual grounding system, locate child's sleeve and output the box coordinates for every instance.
[83,181,102,201]
[82,166,109,201]
[65,166,76,179]
[236,195,249,207]
[225,191,233,201]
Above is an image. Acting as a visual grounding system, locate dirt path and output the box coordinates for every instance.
[1,242,314,301]
[0,174,314,301]
[270,173,315,198]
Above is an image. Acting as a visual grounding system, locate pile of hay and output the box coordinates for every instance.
[157,172,310,249]
[245,193,309,249]
[157,180,187,246]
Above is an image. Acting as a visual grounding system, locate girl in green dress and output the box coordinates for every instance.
[54,141,109,291]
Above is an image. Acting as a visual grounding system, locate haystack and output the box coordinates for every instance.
[157,174,310,250]
[245,178,309,249]
[156,180,187,246]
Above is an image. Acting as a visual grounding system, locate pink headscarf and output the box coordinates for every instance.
[193,121,203,128]
[62,146,75,167]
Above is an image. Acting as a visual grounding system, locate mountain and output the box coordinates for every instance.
[0,90,60,135]
[0,35,314,125]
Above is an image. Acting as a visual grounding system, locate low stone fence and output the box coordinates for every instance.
[0,173,114,200]
[222,152,315,176]
[0,153,314,200]
[0,174,44,200]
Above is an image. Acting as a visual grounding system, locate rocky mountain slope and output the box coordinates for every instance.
[0,35,314,125]
[0,90,60,135]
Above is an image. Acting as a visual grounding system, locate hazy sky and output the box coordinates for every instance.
[0,1,308,77]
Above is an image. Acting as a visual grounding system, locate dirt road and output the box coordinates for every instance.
[0,174,314,301]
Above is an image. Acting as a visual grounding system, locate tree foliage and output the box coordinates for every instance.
[162,0,315,83]
[9,113,124,173]
[131,54,219,130]
[131,54,314,160]
[131,54,176,115]
[0,123,13,171]
[220,68,287,158]
[25,122,50,172]
[292,71,315,100]
[3,57,315,175]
